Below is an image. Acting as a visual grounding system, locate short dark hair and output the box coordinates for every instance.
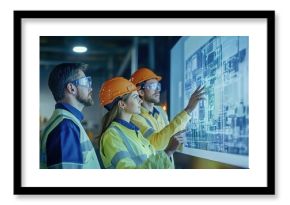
[136,81,146,90]
[136,81,146,100]
[48,63,88,101]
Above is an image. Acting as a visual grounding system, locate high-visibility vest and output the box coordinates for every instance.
[131,106,191,150]
[100,121,173,169]
[40,108,100,169]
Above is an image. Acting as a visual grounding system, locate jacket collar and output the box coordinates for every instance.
[55,103,84,121]
[114,118,140,131]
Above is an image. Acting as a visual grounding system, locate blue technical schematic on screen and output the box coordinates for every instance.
[170,36,249,168]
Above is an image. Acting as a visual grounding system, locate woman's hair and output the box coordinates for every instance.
[94,93,131,148]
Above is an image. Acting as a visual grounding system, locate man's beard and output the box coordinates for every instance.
[144,93,160,104]
[76,93,94,106]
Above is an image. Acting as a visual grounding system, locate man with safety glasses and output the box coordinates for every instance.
[130,68,204,159]
[40,63,100,169]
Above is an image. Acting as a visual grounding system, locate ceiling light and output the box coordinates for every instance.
[73,46,87,53]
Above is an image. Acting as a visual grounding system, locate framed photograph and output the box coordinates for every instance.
[14,10,275,195]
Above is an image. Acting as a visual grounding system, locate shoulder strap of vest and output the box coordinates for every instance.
[110,125,146,167]
[55,109,83,128]
[155,106,168,124]
[110,126,136,157]
[41,109,83,147]
[138,113,154,128]
[54,109,89,141]
[40,111,71,169]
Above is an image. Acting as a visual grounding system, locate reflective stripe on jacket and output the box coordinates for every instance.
[131,106,191,150]
[40,108,100,169]
[100,121,173,169]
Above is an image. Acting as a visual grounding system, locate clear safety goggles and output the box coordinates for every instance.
[143,82,161,91]
[70,76,92,89]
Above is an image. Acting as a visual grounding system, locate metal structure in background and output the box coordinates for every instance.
[40,36,157,79]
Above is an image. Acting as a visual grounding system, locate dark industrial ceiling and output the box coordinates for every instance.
[40,36,159,77]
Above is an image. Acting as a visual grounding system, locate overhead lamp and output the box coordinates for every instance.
[73,46,87,53]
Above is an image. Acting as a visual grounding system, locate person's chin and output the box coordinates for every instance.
[86,99,94,106]
[154,98,160,104]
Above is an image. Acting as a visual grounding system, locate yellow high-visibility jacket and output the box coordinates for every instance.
[131,106,191,150]
[99,120,173,169]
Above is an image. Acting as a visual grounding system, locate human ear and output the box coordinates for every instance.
[66,83,76,95]
[138,89,144,97]
[118,100,127,110]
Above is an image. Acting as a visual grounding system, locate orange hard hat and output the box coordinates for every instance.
[99,77,139,106]
[130,67,162,86]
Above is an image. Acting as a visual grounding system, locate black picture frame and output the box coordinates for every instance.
[14,10,275,195]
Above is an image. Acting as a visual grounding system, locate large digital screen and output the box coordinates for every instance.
[171,36,249,168]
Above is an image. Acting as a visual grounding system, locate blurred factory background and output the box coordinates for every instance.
[40,36,180,143]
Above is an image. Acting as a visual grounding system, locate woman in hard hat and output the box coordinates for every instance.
[97,77,183,169]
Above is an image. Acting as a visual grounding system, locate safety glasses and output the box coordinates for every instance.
[70,76,92,89]
[143,82,161,91]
